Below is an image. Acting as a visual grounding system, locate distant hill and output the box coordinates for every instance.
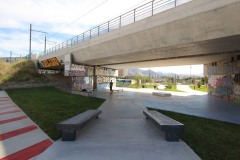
[128,68,172,77]
[128,68,203,77]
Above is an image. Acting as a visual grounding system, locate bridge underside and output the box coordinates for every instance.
[83,35,240,69]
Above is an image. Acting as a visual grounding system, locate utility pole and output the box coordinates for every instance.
[10,51,12,63]
[29,24,48,60]
[29,24,32,59]
[44,36,47,54]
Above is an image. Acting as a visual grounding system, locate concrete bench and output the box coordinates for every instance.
[143,109,185,142]
[112,88,123,92]
[152,92,171,97]
[57,110,102,141]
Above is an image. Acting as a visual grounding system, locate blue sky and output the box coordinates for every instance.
[0,0,149,57]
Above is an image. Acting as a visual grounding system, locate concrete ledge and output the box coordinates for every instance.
[152,92,171,97]
[71,91,93,97]
[112,89,123,92]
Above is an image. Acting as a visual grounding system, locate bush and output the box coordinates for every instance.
[197,82,201,88]
[165,84,172,89]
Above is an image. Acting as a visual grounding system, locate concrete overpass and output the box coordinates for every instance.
[38,0,240,69]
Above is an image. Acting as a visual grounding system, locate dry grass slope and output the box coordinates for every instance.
[0,59,49,86]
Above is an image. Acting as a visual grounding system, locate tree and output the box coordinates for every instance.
[203,76,208,85]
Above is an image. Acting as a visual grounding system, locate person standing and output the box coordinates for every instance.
[109,80,113,92]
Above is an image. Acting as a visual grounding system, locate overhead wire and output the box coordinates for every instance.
[32,0,109,51]
[48,0,109,37]
[33,0,151,53]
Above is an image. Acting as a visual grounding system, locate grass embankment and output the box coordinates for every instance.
[150,108,240,160]
[6,87,105,140]
[189,85,208,92]
[0,59,49,86]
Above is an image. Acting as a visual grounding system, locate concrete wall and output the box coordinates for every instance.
[206,55,240,103]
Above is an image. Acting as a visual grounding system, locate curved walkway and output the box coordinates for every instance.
[37,90,200,160]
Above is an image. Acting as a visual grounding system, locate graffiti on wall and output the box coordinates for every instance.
[215,76,233,98]
[95,67,117,76]
[72,77,92,91]
[65,64,94,77]
[208,74,240,103]
[233,74,240,103]
[70,64,85,71]
[65,64,85,77]
[38,69,60,75]
[97,76,113,84]
[41,57,61,67]
[208,75,233,99]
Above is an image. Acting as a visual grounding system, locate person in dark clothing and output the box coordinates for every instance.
[109,80,113,92]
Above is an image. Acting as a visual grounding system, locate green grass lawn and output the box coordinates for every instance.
[6,87,105,140]
[158,85,185,92]
[190,85,208,92]
[149,108,240,160]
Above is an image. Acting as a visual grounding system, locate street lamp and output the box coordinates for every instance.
[29,24,48,60]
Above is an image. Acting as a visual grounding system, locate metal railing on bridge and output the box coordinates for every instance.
[39,0,191,58]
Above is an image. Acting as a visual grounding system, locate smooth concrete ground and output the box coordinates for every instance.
[142,85,240,125]
[37,90,200,160]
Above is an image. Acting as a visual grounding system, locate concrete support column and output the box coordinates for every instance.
[93,66,97,90]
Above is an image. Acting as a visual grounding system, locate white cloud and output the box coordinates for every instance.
[0,0,152,57]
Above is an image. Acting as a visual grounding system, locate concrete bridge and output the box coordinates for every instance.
[38,0,240,69]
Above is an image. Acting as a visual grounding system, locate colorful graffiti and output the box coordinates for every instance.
[95,67,117,76]
[70,64,85,71]
[97,76,113,84]
[65,64,85,77]
[208,74,240,103]
[68,70,85,77]
[72,77,92,91]
[215,76,233,97]
[208,75,233,99]
[41,57,61,67]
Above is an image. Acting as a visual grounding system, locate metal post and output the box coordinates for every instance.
[134,9,136,22]
[10,51,12,63]
[152,0,154,16]
[108,21,110,32]
[29,24,32,60]
[119,16,121,28]
[90,30,91,39]
[44,36,46,54]
[175,0,177,7]
[98,26,100,36]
